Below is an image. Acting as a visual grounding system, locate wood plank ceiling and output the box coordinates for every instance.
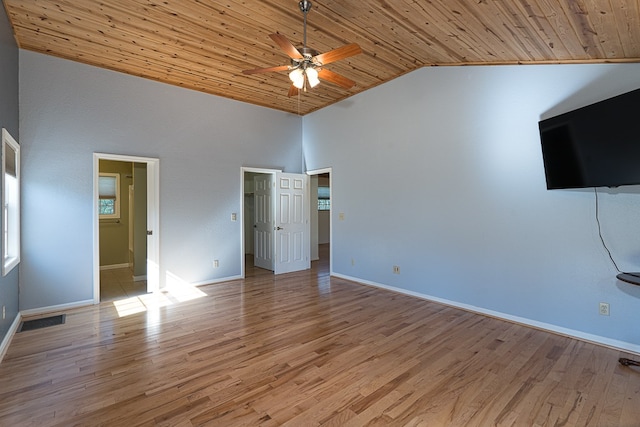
[5,0,640,115]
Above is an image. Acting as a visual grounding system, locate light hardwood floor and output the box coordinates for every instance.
[1,245,639,426]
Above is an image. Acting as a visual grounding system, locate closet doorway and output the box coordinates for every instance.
[241,167,311,278]
[307,168,332,274]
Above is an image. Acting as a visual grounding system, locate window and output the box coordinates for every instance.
[318,186,330,211]
[99,173,120,218]
[2,129,20,276]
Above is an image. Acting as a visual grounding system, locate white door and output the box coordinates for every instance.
[254,174,274,270]
[275,172,310,274]
[144,159,160,293]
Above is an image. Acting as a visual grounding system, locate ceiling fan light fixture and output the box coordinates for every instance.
[289,68,304,89]
[306,67,320,88]
[242,0,361,96]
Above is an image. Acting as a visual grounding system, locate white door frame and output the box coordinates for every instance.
[93,153,160,303]
[240,166,281,278]
[307,167,332,275]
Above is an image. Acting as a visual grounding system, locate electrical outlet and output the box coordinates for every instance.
[213,260,219,268]
[599,302,610,316]
[2,306,5,320]
[393,265,400,274]
[231,213,237,221]
[339,212,345,221]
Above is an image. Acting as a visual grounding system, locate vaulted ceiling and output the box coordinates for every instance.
[5,0,640,115]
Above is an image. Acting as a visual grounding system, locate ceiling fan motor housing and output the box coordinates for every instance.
[291,47,320,71]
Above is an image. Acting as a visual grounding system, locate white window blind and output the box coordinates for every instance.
[99,173,120,218]
[318,186,330,211]
[99,175,117,199]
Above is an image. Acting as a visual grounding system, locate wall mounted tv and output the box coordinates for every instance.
[539,87,640,190]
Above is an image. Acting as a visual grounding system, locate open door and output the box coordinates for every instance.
[242,168,310,276]
[274,172,310,274]
[144,159,160,293]
[253,174,274,270]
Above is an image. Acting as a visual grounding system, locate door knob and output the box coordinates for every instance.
[276,226,283,230]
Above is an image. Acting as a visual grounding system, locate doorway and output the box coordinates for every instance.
[307,168,332,274]
[241,167,311,278]
[243,169,276,277]
[93,153,160,304]
[97,160,147,301]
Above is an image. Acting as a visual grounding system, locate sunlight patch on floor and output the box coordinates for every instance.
[112,271,207,318]
[113,296,148,317]
[165,271,208,302]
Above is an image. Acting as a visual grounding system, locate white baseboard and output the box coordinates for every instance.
[133,275,147,282]
[20,299,95,317]
[189,275,243,287]
[331,272,640,355]
[100,263,130,271]
[0,313,22,364]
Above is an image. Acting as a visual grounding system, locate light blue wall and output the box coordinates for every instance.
[303,64,640,350]
[19,50,302,310]
[15,44,640,350]
[0,2,19,341]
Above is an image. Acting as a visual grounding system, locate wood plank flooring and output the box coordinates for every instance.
[1,245,639,426]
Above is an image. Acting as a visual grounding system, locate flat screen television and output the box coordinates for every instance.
[539,88,640,190]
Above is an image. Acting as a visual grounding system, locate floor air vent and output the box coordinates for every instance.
[19,314,66,332]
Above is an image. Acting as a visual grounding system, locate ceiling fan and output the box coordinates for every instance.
[242,0,362,97]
